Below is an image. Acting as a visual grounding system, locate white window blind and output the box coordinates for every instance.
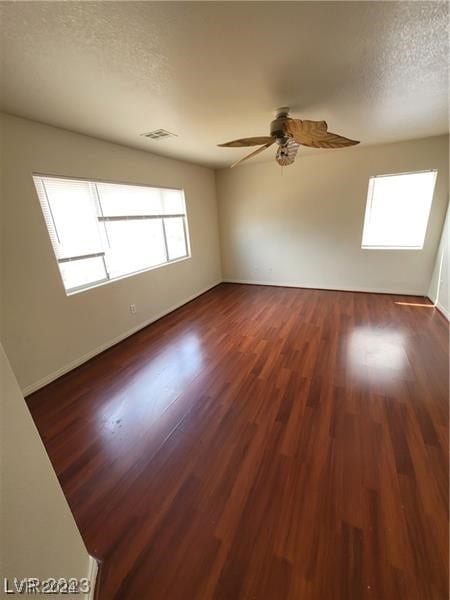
[33,175,190,293]
[361,170,437,250]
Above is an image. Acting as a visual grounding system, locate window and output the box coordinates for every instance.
[361,170,437,250]
[33,175,190,293]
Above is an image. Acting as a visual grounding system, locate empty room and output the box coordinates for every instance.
[1,2,448,599]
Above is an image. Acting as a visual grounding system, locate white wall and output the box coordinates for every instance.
[0,343,94,598]
[0,114,222,393]
[428,202,449,319]
[217,135,449,296]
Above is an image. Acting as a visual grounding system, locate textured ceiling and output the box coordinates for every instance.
[0,2,448,168]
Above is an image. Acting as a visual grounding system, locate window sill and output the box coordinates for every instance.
[361,246,424,251]
[65,254,191,296]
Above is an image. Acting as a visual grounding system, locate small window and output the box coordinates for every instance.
[361,170,437,250]
[33,175,190,294]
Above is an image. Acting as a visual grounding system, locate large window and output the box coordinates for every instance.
[33,175,190,293]
[361,170,437,250]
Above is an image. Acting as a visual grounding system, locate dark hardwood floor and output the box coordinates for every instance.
[27,283,449,599]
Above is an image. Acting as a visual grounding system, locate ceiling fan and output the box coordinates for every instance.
[218,108,359,168]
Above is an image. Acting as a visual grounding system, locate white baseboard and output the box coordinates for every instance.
[23,278,436,396]
[86,555,99,600]
[436,301,450,320]
[223,278,424,297]
[23,280,222,396]
[427,297,450,321]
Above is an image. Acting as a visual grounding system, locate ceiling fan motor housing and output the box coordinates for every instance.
[271,112,300,165]
[270,115,290,144]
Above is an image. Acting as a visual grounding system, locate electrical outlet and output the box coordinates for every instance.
[129,304,137,315]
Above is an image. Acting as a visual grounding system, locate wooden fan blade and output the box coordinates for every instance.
[231,141,274,168]
[296,119,328,132]
[300,131,359,149]
[218,136,274,148]
[283,119,328,139]
[284,119,359,148]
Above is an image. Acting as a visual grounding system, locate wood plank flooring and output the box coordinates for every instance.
[27,283,449,599]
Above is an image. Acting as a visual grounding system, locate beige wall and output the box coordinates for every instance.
[217,135,449,296]
[0,113,222,392]
[1,115,447,393]
[428,202,449,319]
[0,343,93,598]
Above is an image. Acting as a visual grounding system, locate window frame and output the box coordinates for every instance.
[361,169,437,251]
[33,173,191,295]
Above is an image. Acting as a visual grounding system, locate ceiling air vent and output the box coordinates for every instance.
[141,129,177,140]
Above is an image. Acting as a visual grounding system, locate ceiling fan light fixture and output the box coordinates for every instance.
[276,138,300,166]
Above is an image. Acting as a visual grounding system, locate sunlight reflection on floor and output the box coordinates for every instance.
[96,332,204,446]
[347,326,408,372]
[394,301,434,308]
